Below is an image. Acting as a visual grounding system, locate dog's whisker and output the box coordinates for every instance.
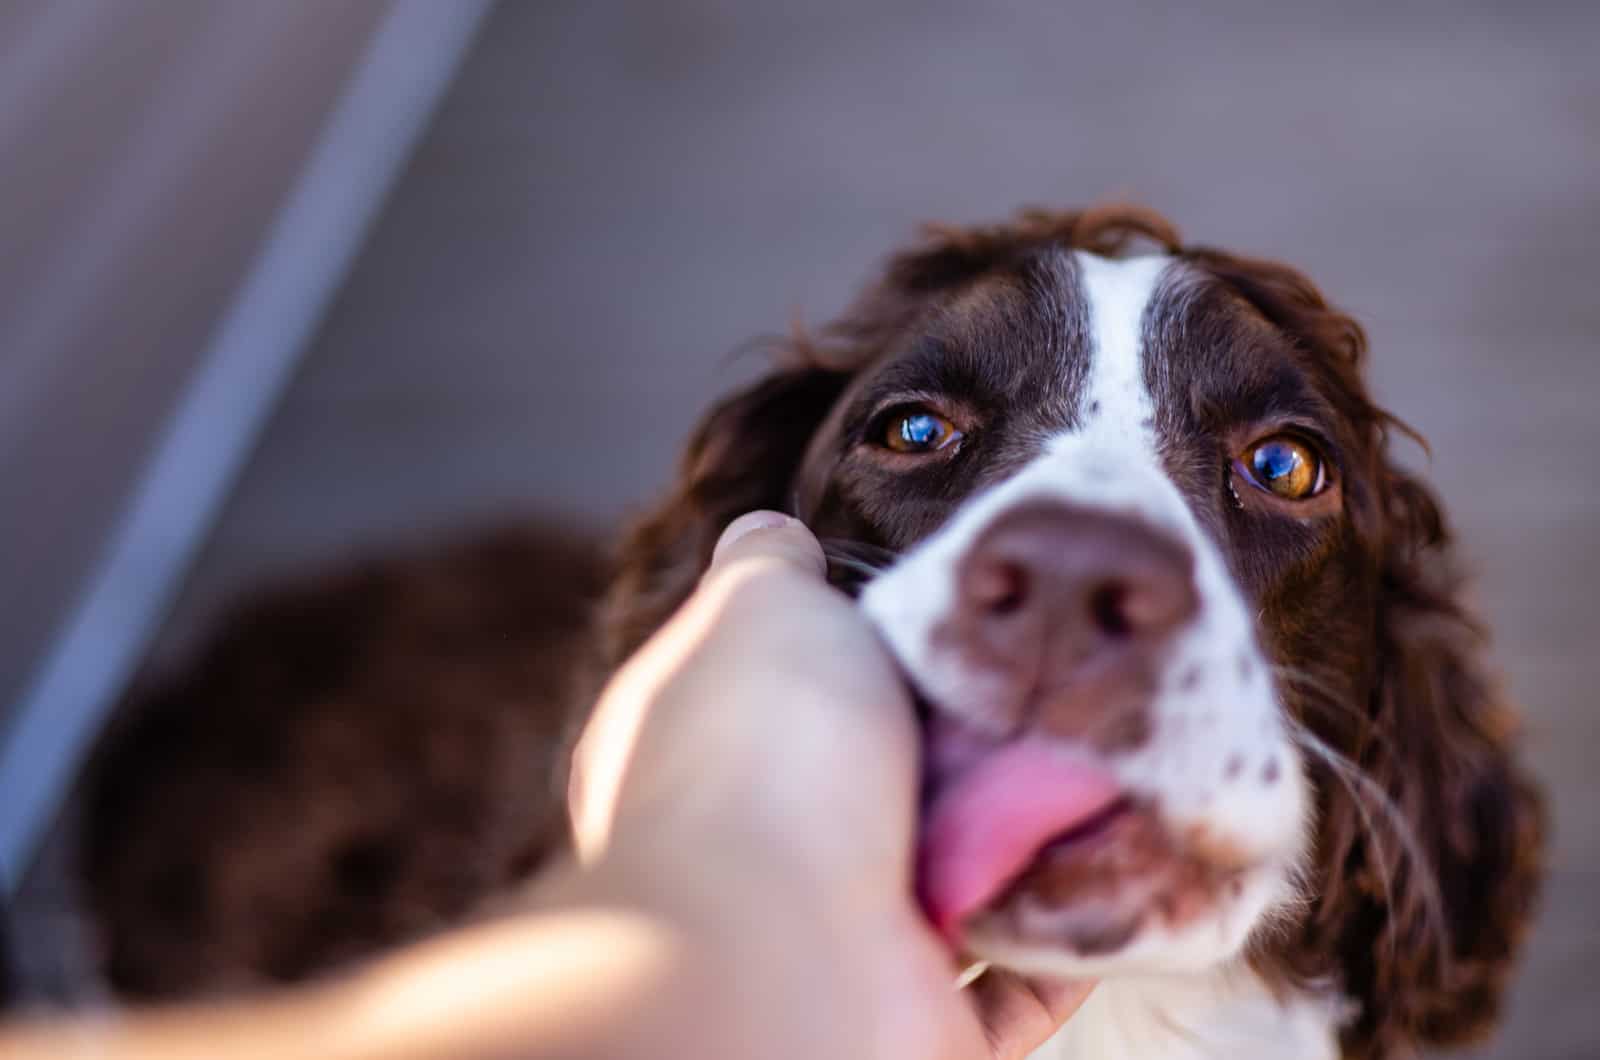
[1290,723,1400,969]
[821,553,884,582]
[815,542,890,587]
[1270,665,1393,755]
[1286,719,1452,977]
[818,538,897,570]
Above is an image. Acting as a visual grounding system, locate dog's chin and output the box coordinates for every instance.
[955,804,1299,979]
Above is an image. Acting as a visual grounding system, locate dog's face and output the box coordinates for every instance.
[606,207,1542,1056]
[794,249,1327,977]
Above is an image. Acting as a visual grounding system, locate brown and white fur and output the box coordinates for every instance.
[75,206,1542,1059]
[603,206,1543,1059]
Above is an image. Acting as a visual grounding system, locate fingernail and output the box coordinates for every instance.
[715,511,794,559]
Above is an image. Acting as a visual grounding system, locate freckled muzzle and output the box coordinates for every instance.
[892,484,1311,971]
[962,797,1254,957]
[907,500,1241,945]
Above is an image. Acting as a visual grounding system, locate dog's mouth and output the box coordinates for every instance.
[916,738,1125,936]
[916,725,1252,955]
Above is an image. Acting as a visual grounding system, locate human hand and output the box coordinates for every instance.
[569,510,1093,1059]
[0,511,1089,1060]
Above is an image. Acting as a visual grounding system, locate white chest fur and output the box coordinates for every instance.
[1028,968,1342,1060]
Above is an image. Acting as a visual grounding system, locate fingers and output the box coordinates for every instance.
[967,969,1095,1060]
[1018,975,1095,1028]
[709,510,827,579]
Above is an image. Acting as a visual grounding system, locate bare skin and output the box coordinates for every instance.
[0,511,1090,1060]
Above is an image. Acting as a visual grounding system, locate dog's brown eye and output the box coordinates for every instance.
[883,408,961,453]
[1242,436,1322,500]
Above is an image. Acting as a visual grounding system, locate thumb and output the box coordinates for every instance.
[709,510,827,579]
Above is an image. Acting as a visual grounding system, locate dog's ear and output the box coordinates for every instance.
[1194,247,1547,1057]
[1313,466,1545,1058]
[601,365,851,664]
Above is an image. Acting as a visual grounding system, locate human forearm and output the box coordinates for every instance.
[0,847,850,1060]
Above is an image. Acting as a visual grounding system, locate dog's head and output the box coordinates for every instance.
[604,206,1542,1057]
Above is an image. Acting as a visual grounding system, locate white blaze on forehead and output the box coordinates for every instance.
[1071,252,1171,453]
[861,245,1312,997]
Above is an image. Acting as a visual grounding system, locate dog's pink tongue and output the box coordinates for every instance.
[918,743,1120,940]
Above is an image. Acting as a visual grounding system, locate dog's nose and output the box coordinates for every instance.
[952,500,1197,740]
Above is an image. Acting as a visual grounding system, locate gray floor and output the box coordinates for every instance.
[162,2,1598,1055]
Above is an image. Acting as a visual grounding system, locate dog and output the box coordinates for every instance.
[76,205,1541,1058]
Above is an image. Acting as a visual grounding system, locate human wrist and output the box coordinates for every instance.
[531,841,883,1059]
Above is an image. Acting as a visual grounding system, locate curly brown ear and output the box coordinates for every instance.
[601,365,850,664]
[1182,243,1545,1056]
[1301,467,1546,1058]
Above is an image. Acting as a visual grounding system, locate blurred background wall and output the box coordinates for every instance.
[3,1,1596,1054]
[0,0,388,751]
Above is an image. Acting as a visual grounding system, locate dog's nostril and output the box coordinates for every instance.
[970,561,1028,616]
[1089,582,1133,637]
[957,500,1198,665]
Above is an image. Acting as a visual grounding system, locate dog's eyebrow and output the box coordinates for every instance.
[836,343,985,430]
[1213,375,1342,438]
[1258,342,1358,429]
[1146,279,1346,443]
[870,338,975,391]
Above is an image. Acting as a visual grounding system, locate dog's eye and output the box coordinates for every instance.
[1241,435,1323,500]
[882,408,962,454]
